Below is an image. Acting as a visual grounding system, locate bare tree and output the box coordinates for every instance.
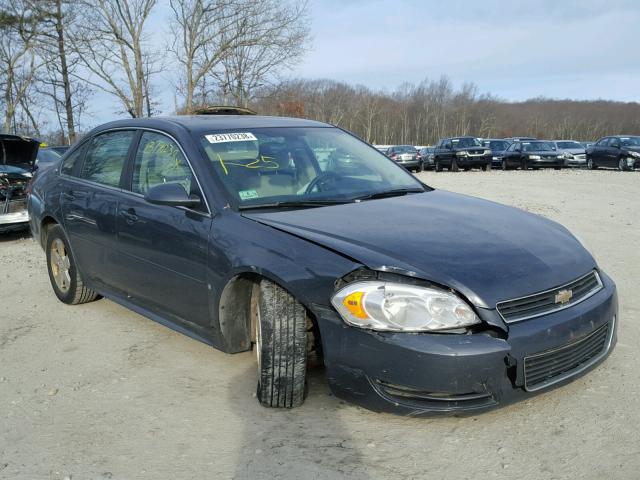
[0,1,39,133]
[215,0,310,108]
[73,0,159,118]
[168,0,248,113]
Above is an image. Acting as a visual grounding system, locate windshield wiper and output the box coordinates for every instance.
[352,188,425,201]
[239,199,354,210]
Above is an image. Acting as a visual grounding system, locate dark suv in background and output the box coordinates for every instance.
[586,136,640,171]
[432,137,491,172]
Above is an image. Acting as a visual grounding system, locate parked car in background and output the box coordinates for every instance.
[36,147,63,171]
[418,147,435,170]
[47,145,71,156]
[481,139,511,169]
[432,137,491,172]
[553,140,586,168]
[1,134,39,233]
[586,136,640,171]
[505,137,537,142]
[373,145,390,155]
[385,145,422,172]
[581,142,594,149]
[28,115,617,415]
[501,140,565,170]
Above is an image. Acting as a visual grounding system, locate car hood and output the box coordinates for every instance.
[0,134,39,171]
[244,190,596,309]
[560,148,585,154]
[623,146,640,153]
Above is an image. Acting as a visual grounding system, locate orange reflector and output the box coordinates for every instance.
[343,291,369,319]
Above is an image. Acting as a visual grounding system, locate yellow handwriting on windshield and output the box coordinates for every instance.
[214,154,280,175]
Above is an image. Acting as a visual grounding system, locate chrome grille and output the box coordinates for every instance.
[497,271,602,323]
[524,320,612,391]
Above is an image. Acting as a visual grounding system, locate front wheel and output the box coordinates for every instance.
[501,159,508,171]
[46,225,99,305]
[521,159,528,171]
[481,163,490,171]
[435,159,443,172]
[451,159,459,172]
[255,280,308,408]
[618,157,628,171]
[587,157,597,170]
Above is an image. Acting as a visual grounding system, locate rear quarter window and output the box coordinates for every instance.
[80,131,135,187]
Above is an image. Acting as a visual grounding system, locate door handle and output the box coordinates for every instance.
[120,208,138,223]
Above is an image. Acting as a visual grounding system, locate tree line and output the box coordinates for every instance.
[253,78,640,145]
[2,1,639,146]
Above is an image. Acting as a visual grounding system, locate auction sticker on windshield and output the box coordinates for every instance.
[205,132,257,143]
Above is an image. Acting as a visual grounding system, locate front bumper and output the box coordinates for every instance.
[530,158,564,167]
[457,155,491,167]
[315,271,617,416]
[0,199,30,233]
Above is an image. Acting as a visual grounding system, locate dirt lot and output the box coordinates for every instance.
[1,169,639,480]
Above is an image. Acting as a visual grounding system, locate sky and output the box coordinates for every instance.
[295,0,640,101]
[84,0,640,127]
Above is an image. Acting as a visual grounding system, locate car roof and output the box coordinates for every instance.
[90,115,331,136]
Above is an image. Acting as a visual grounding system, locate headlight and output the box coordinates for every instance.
[528,155,541,160]
[331,281,481,332]
[629,151,640,158]
[456,151,468,157]
[492,156,498,161]
[483,149,492,155]
[565,153,574,159]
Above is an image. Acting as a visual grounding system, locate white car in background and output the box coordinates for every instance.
[553,140,587,167]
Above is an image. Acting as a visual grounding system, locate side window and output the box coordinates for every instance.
[60,143,86,176]
[597,138,608,146]
[132,131,198,201]
[80,131,134,187]
[443,140,452,149]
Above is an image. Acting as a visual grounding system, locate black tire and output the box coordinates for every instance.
[46,224,99,305]
[553,166,561,170]
[451,159,459,172]
[435,159,443,172]
[255,279,307,408]
[521,159,528,171]
[587,157,597,170]
[618,157,627,171]
[417,161,424,173]
[481,163,489,171]
[501,159,508,171]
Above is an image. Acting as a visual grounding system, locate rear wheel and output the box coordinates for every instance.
[451,159,459,172]
[46,225,99,305]
[255,279,307,408]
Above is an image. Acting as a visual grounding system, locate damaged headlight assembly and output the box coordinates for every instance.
[331,281,481,332]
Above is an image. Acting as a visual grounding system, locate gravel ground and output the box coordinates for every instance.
[0,169,638,480]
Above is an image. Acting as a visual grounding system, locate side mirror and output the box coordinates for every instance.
[144,182,201,208]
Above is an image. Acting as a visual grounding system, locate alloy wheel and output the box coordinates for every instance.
[50,238,71,293]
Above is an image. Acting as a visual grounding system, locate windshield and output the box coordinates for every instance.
[36,149,62,164]
[452,138,481,148]
[556,141,583,149]
[487,140,509,151]
[522,141,555,152]
[198,127,424,207]
[620,137,640,146]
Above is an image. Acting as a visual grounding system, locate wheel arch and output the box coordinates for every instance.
[216,268,320,354]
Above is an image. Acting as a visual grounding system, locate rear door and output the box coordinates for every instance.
[603,137,619,167]
[60,130,136,291]
[114,130,212,327]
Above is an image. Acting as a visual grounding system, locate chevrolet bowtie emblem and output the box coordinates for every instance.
[555,289,573,304]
